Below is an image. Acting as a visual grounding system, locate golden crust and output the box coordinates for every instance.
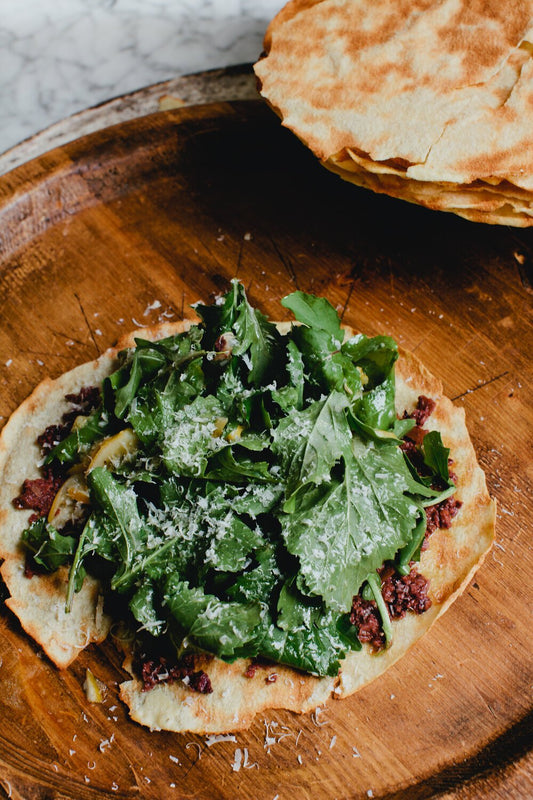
[254,0,533,226]
[0,321,495,731]
[120,657,334,733]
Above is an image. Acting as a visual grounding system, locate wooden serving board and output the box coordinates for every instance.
[0,100,531,800]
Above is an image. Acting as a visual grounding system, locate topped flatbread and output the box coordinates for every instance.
[254,0,533,226]
[0,284,495,732]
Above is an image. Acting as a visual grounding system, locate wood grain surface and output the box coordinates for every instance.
[0,100,531,800]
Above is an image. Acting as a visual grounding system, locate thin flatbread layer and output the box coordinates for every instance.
[0,321,183,668]
[0,322,495,732]
[324,152,533,226]
[254,0,533,226]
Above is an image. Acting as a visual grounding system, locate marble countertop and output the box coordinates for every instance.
[1,0,283,158]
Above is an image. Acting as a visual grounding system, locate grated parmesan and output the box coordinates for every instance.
[311,707,328,727]
[231,748,258,772]
[185,742,202,761]
[205,734,237,747]
[98,734,115,753]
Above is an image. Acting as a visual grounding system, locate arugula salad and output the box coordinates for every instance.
[21,283,457,678]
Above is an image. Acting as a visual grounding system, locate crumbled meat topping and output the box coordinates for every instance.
[380,564,432,617]
[23,554,45,579]
[37,424,70,455]
[350,565,432,651]
[62,386,101,425]
[350,596,385,651]
[243,655,273,679]
[400,395,436,474]
[140,654,212,694]
[13,385,101,519]
[13,465,65,523]
[189,670,213,694]
[424,496,462,548]
[409,395,436,427]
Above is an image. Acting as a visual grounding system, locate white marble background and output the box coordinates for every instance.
[0,0,283,156]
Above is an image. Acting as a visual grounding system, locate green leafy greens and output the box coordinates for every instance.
[21,281,455,677]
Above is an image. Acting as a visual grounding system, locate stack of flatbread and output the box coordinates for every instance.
[254,0,533,226]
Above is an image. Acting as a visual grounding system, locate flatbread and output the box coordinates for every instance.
[254,0,533,226]
[0,322,495,732]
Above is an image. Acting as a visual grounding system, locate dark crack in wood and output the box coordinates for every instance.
[268,236,300,290]
[74,292,101,356]
[452,371,510,401]
[340,273,360,323]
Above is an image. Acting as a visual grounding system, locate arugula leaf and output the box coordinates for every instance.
[232,286,279,387]
[45,409,110,465]
[282,294,401,404]
[261,582,351,676]
[177,478,283,520]
[363,571,392,646]
[108,327,205,420]
[270,339,305,413]
[343,334,399,428]
[193,281,241,344]
[87,468,148,587]
[65,522,95,612]
[196,280,279,386]
[203,515,264,573]
[215,367,257,425]
[65,506,132,610]
[205,441,275,484]
[281,291,342,343]
[161,395,226,477]
[128,357,205,446]
[341,334,398,387]
[336,613,363,650]
[422,430,451,483]
[272,391,351,504]
[400,457,457,506]
[291,324,363,398]
[164,577,263,659]
[130,580,166,636]
[22,518,77,571]
[226,544,280,603]
[394,417,417,438]
[112,537,179,593]
[395,508,427,575]
[112,346,167,420]
[349,413,409,443]
[281,439,421,611]
[353,376,396,430]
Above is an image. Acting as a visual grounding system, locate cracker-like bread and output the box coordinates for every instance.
[254,0,533,225]
[0,322,495,732]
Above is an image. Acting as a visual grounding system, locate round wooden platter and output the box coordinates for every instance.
[0,99,531,800]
